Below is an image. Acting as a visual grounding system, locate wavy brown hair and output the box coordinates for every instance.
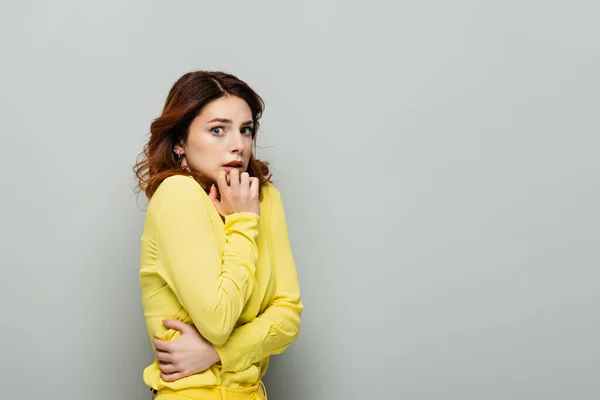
[134,71,271,199]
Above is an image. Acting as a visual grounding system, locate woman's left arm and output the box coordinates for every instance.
[214,185,304,372]
[155,185,303,377]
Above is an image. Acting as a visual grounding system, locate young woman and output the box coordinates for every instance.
[134,71,303,399]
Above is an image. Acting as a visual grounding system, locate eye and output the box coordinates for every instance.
[211,127,224,135]
[241,126,253,135]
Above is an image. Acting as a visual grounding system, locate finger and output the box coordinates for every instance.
[240,172,250,198]
[249,177,259,199]
[230,168,240,192]
[158,361,178,374]
[216,170,228,194]
[162,319,192,333]
[208,184,217,202]
[153,338,172,352]
[162,371,186,382]
[155,349,174,363]
[208,184,222,213]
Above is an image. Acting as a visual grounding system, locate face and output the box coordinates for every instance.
[175,95,254,183]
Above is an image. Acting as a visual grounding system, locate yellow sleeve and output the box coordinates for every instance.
[152,175,260,345]
[214,185,304,372]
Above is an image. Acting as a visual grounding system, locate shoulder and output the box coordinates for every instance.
[156,175,204,197]
[149,175,208,213]
[260,182,288,223]
[260,181,282,204]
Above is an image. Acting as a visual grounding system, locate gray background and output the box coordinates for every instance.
[1,1,598,399]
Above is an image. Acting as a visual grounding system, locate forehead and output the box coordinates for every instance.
[198,95,252,120]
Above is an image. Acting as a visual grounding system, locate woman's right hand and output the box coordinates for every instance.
[154,319,220,381]
[209,169,260,216]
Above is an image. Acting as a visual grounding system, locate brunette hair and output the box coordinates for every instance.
[134,71,271,198]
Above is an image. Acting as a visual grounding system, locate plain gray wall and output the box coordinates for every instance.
[1,1,598,399]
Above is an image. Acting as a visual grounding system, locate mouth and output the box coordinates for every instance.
[223,161,244,168]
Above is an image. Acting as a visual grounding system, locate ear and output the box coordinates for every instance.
[173,143,185,156]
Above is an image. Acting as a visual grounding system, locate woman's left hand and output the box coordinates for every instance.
[153,320,221,382]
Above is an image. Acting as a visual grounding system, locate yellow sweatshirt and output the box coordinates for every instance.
[139,175,303,391]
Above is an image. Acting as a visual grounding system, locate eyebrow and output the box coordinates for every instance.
[206,118,254,126]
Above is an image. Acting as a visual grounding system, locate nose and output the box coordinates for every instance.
[229,131,245,154]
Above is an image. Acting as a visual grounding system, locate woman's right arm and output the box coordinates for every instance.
[150,175,259,345]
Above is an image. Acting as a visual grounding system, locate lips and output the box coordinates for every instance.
[223,161,243,167]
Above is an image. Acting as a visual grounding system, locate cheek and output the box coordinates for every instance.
[244,137,254,153]
[187,135,216,157]
[185,136,221,171]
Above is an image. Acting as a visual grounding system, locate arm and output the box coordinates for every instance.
[153,176,260,345]
[214,185,304,372]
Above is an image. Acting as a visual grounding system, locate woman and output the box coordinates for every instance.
[134,70,303,399]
